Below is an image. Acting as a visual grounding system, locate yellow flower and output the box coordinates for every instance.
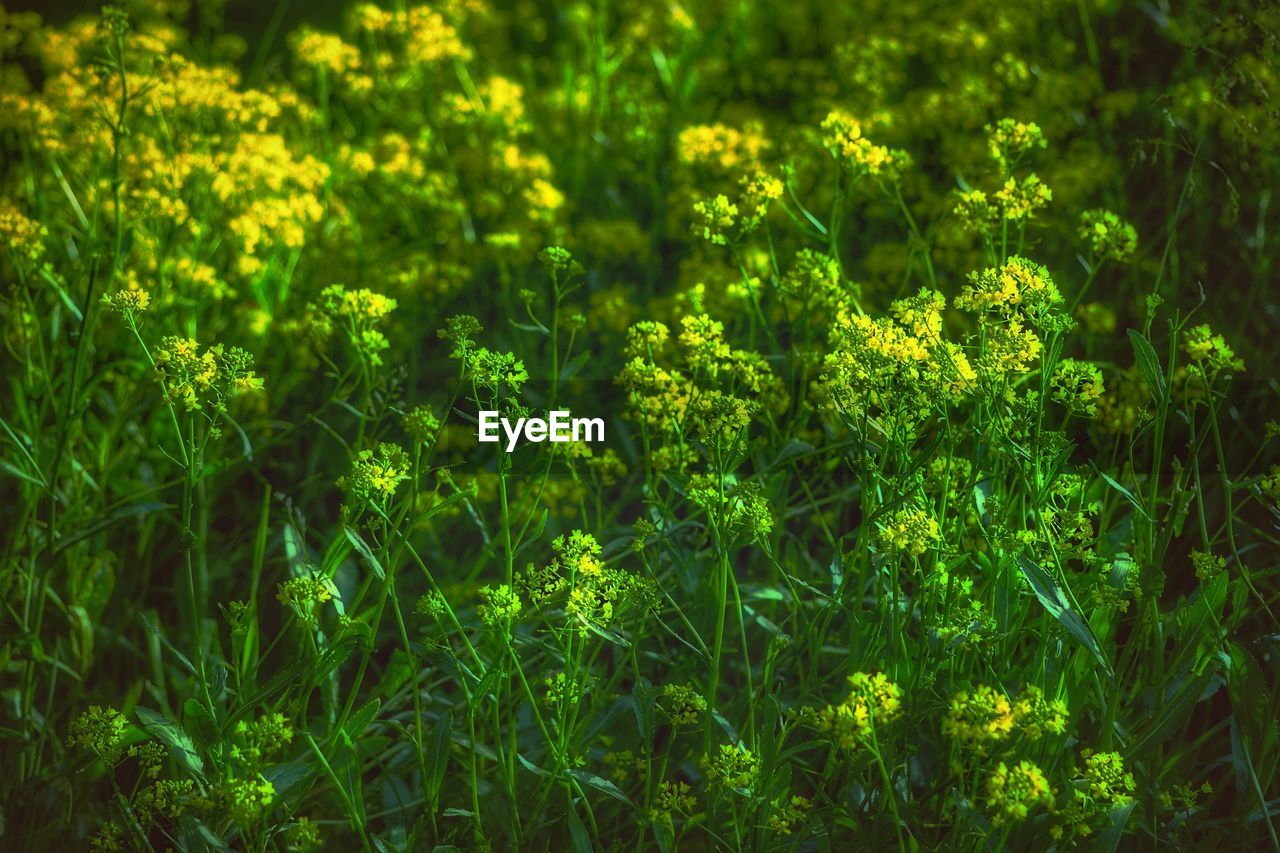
[817,672,902,752]
[987,760,1053,825]
[943,685,1015,746]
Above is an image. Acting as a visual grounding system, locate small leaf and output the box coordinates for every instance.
[344,698,381,741]
[136,706,204,777]
[567,801,592,853]
[1095,468,1151,521]
[183,698,217,750]
[1127,329,1166,403]
[1016,556,1112,676]
[569,769,635,807]
[344,526,385,579]
[426,712,452,804]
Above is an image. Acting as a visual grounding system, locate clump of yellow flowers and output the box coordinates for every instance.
[817,672,903,752]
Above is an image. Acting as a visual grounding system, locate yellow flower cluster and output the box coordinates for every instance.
[0,201,46,266]
[520,531,654,633]
[944,683,1068,749]
[277,576,334,626]
[817,672,903,752]
[478,583,523,627]
[1051,358,1105,416]
[820,109,907,178]
[877,507,941,558]
[658,683,708,726]
[820,296,976,422]
[677,123,769,173]
[154,337,264,412]
[337,442,410,507]
[704,744,760,791]
[956,256,1062,318]
[986,760,1053,825]
[1182,323,1244,373]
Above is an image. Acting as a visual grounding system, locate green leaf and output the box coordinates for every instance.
[344,526,385,579]
[136,706,204,777]
[1127,329,1167,404]
[183,698,218,750]
[569,769,635,807]
[1095,468,1151,521]
[558,349,592,383]
[1126,670,1216,758]
[567,801,592,853]
[1016,555,1112,676]
[264,761,314,796]
[1096,800,1137,853]
[426,712,452,805]
[140,612,196,676]
[344,698,381,741]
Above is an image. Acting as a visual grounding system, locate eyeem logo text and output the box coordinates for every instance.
[477,410,605,452]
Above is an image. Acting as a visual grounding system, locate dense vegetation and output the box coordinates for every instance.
[2,0,1279,849]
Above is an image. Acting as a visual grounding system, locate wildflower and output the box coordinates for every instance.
[986,118,1047,167]
[954,189,997,234]
[415,591,447,619]
[1182,324,1244,374]
[817,672,903,752]
[537,245,582,277]
[1082,750,1135,804]
[1260,465,1280,506]
[1078,209,1137,262]
[69,706,128,761]
[986,760,1053,825]
[1051,358,1105,416]
[154,337,217,411]
[1056,750,1136,838]
[625,321,670,358]
[1011,685,1068,739]
[543,672,586,707]
[890,288,946,339]
[877,507,941,557]
[101,287,151,317]
[338,443,410,506]
[403,405,440,444]
[289,27,361,76]
[288,817,322,851]
[821,109,907,178]
[658,683,707,726]
[651,779,698,820]
[943,685,1015,747]
[767,795,812,835]
[222,777,276,824]
[90,819,124,851]
[704,744,760,792]
[958,257,1062,319]
[778,248,844,306]
[676,122,768,172]
[738,168,783,228]
[993,174,1052,220]
[128,741,167,778]
[318,284,397,367]
[464,347,529,394]
[276,575,333,626]
[692,194,738,245]
[1160,781,1211,813]
[438,314,483,360]
[133,778,196,824]
[478,584,522,626]
[979,319,1044,377]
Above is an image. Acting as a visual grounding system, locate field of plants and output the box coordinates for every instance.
[2,0,1280,849]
